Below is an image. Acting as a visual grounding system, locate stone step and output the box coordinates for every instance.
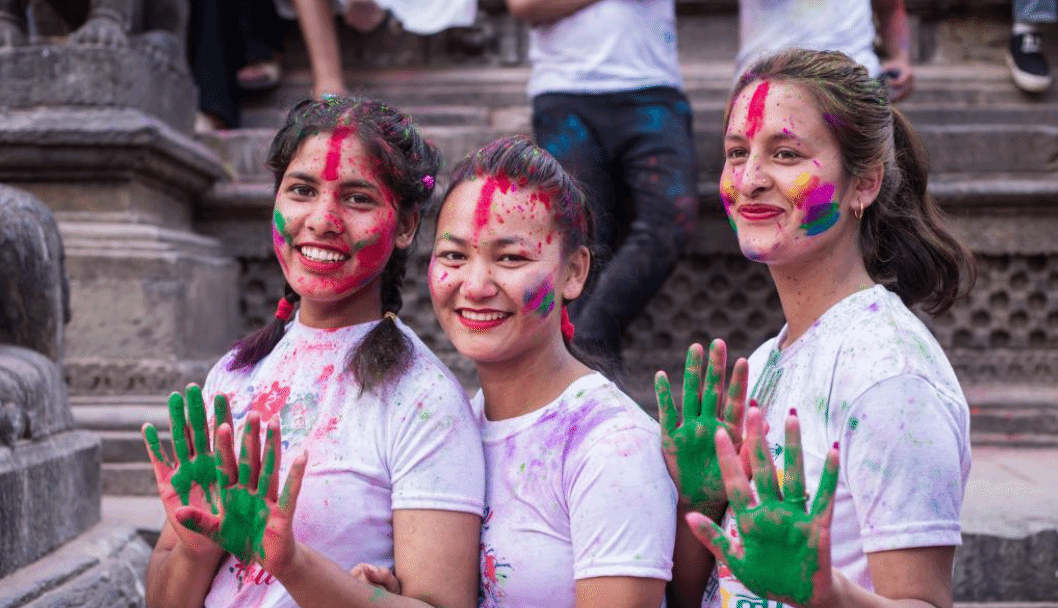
[98,429,159,464]
[71,403,171,432]
[103,462,158,496]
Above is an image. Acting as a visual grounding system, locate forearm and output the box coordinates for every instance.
[277,543,461,608]
[668,503,721,608]
[504,0,601,24]
[146,542,225,608]
[873,0,911,62]
[820,570,948,608]
[291,0,343,92]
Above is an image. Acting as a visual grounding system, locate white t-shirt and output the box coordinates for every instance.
[474,373,677,608]
[705,285,970,608]
[737,0,881,78]
[527,0,683,97]
[271,0,476,35]
[200,316,486,608]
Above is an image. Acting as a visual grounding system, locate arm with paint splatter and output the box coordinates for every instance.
[684,407,841,608]
[658,341,748,608]
[141,385,233,608]
[872,0,915,101]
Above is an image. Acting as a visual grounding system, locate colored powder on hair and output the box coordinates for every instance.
[745,81,770,139]
[322,126,354,181]
[523,276,556,317]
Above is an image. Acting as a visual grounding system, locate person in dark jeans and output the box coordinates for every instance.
[1008,0,1055,92]
[508,0,699,380]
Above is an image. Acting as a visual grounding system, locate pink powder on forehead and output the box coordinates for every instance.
[745,81,770,139]
[322,126,355,181]
[473,174,514,240]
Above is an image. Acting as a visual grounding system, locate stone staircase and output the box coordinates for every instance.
[82,3,1058,602]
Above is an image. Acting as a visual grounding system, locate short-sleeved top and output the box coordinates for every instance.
[704,285,971,607]
[737,0,880,78]
[527,0,684,97]
[474,373,677,608]
[201,316,486,608]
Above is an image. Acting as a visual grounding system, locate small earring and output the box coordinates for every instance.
[854,204,863,220]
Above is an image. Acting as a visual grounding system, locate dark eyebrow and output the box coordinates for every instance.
[494,236,534,248]
[435,233,468,247]
[284,172,381,193]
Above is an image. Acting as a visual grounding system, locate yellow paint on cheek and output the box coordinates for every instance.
[786,172,819,208]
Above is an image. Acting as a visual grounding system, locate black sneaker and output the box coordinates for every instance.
[1007,31,1052,93]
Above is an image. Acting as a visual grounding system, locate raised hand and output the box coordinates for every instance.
[656,340,748,515]
[175,412,308,577]
[686,407,840,607]
[142,384,232,549]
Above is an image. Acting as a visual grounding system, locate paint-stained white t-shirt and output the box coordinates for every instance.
[737,0,880,78]
[527,0,683,97]
[704,285,970,608]
[200,316,485,608]
[474,373,677,608]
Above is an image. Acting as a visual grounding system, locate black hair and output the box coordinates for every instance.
[229,97,441,392]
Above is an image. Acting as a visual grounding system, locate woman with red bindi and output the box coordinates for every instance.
[661,48,977,608]
[140,97,485,608]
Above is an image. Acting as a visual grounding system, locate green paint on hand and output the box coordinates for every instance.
[166,388,218,512]
[216,426,277,564]
[144,424,166,463]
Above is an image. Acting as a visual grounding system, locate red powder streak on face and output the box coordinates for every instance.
[473,174,514,241]
[745,81,770,140]
[530,191,551,210]
[322,126,354,182]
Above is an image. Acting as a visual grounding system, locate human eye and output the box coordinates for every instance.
[289,184,315,198]
[775,148,802,161]
[725,146,748,161]
[497,252,530,265]
[433,248,466,264]
[344,192,377,207]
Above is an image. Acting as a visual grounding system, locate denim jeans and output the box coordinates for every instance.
[1015,0,1057,22]
[533,86,699,370]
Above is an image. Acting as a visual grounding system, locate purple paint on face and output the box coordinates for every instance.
[522,275,556,317]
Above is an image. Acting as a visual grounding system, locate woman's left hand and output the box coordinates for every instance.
[685,406,840,608]
[174,412,309,579]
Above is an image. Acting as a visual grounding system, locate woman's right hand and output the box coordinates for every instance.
[655,340,748,516]
[350,563,402,595]
[142,384,232,555]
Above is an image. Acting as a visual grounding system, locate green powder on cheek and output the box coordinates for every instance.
[273,209,292,244]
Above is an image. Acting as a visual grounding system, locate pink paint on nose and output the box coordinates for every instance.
[323,126,354,181]
[745,81,770,139]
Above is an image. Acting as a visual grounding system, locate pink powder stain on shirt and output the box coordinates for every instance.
[251,381,291,422]
[317,364,335,383]
[322,126,354,182]
[745,81,770,140]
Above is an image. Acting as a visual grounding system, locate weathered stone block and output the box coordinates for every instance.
[0,430,100,579]
[955,530,1058,601]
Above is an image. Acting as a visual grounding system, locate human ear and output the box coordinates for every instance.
[561,246,591,301]
[853,163,885,211]
[394,209,420,249]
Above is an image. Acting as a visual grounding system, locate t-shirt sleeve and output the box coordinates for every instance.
[386,369,486,517]
[841,374,969,553]
[567,424,677,581]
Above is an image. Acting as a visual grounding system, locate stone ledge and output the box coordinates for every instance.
[0,523,148,608]
[0,107,226,197]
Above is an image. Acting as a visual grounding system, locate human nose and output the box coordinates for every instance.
[460,258,498,300]
[736,154,770,197]
[304,195,346,235]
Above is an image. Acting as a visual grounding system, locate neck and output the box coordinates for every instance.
[768,248,875,349]
[477,335,592,421]
[296,277,384,329]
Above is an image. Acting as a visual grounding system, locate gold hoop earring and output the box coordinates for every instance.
[854,204,863,220]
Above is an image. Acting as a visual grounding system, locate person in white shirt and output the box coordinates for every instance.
[140,96,486,608]
[658,48,976,608]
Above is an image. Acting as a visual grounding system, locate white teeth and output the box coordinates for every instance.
[460,310,509,322]
[300,246,349,263]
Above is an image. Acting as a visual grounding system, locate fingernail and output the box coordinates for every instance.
[749,399,759,409]
[789,407,797,416]
[832,441,840,451]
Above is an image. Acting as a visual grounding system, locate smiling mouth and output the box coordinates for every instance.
[459,310,512,322]
[299,246,351,263]
[738,205,784,220]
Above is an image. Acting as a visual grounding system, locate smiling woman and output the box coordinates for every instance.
[140,97,486,608]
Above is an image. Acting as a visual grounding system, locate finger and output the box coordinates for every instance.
[214,394,233,450]
[723,357,748,431]
[278,452,308,516]
[186,384,211,459]
[259,420,281,501]
[746,406,781,503]
[809,442,840,521]
[216,422,239,489]
[703,339,727,418]
[783,410,807,511]
[142,423,173,469]
[715,428,752,512]
[685,511,740,563]
[168,391,191,463]
[655,371,678,438]
[681,343,704,420]
[238,412,261,487]
[247,413,262,491]
[175,505,222,539]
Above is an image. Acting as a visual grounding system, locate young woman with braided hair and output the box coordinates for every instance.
[140,97,485,608]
